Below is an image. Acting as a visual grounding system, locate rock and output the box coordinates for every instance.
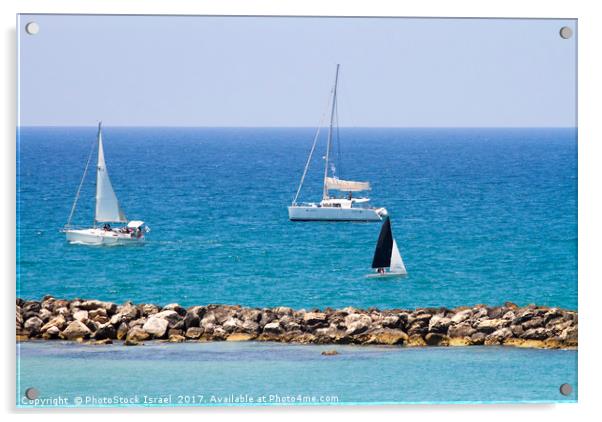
[263,321,282,334]
[89,308,107,320]
[425,332,449,346]
[79,300,116,313]
[42,326,60,339]
[40,314,66,333]
[558,326,577,346]
[169,334,186,343]
[451,309,472,324]
[24,317,43,335]
[143,317,169,338]
[110,302,139,324]
[448,337,471,346]
[303,312,328,325]
[367,329,408,345]
[223,317,243,332]
[140,304,160,316]
[485,327,513,345]
[241,320,260,334]
[61,320,92,340]
[116,323,129,340]
[428,315,452,334]
[73,310,89,322]
[321,350,339,356]
[241,308,262,322]
[273,306,293,316]
[94,324,116,340]
[406,334,427,347]
[185,327,204,339]
[344,314,372,335]
[90,338,113,345]
[521,327,548,340]
[475,319,508,334]
[153,310,181,324]
[124,338,143,346]
[168,329,183,338]
[38,308,52,322]
[522,317,544,330]
[226,333,256,342]
[183,310,200,329]
[470,332,486,345]
[448,322,476,338]
[126,327,150,342]
[162,303,186,316]
[381,315,401,328]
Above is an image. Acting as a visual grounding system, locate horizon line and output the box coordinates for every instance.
[17,125,578,129]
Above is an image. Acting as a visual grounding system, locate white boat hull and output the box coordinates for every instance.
[65,228,144,245]
[288,205,386,221]
[365,271,407,279]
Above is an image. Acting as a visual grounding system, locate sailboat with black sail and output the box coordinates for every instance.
[367,216,407,278]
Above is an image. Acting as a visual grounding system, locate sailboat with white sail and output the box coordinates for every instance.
[63,122,148,245]
[288,64,388,221]
[366,216,407,278]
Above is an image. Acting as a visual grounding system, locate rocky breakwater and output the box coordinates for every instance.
[16,297,577,349]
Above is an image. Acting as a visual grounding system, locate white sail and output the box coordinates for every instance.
[325,177,371,192]
[390,239,407,275]
[95,128,127,223]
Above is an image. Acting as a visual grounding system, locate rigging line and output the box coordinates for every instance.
[65,133,96,228]
[292,107,329,205]
[292,92,332,205]
[335,96,342,179]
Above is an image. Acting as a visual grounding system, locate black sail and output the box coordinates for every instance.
[371,216,393,268]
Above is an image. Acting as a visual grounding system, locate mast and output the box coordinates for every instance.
[93,121,102,227]
[323,64,340,201]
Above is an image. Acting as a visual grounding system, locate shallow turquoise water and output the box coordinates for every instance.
[17,341,577,407]
[16,127,577,310]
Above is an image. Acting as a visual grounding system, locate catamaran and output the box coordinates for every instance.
[288,64,388,221]
[366,216,407,278]
[63,122,148,245]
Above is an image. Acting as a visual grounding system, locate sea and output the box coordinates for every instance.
[16,127,578,406]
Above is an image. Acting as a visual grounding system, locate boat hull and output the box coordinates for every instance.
[365,271,407,279]
[65,228,144,245]
[288,205,385,221]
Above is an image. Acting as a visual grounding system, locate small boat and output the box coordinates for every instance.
[288,64,388,222]
[366,216,407,278]
[63,122,148,245]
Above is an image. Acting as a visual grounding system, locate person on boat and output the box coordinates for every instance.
[348,192,353,200]
[377,267,385,274]
[103,223,111,231]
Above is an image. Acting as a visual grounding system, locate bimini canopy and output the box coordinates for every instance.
[325,177,371,192]
[127,220,145,229]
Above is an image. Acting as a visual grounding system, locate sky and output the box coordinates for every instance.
[18,15,576,127]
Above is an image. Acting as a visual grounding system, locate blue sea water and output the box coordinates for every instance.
[17,341,577,406]
[16,127,578,406]
[17,127,577,310]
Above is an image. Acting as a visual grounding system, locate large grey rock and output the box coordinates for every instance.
[143,317,169,338]
[61,320,92,340]
[428,315,452,333]
[475,319,508,334]
[24,317,43,334]
[303,312,328,325]
[263,321,282,334]
[451,309,472,324]
[448,322,476,338]
[344,314,371,335]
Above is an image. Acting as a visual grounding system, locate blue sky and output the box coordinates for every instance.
[18,15,576,127]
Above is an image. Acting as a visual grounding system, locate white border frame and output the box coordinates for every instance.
[3,1,600,421]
